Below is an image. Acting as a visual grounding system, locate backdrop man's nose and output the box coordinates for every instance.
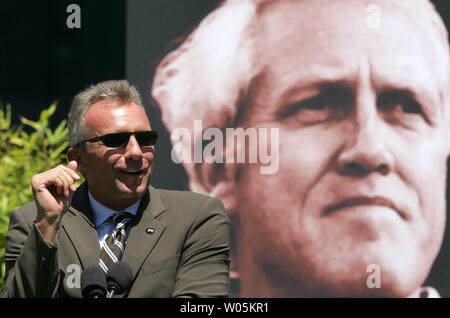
[336,88,395,177]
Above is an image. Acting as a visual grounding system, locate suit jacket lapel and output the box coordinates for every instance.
[61,182,101,269]
[60,183,167,285]
[122,186,166,286]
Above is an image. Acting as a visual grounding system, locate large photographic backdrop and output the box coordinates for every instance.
[126,0,450,297]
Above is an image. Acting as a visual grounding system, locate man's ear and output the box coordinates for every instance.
[67,147,86,175]
[184,149,241,277]
[187,161,238,216]
[186,160,241,281]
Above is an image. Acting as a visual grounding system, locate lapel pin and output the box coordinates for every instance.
[146,228,155,234]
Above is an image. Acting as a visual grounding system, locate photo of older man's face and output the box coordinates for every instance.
[232,0,449,297]
[147,0,450,297]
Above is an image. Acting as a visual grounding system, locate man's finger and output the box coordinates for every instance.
[67,160,79,173]
[58,168,78,197]
[63,163,80,181]
[55,174,69,197]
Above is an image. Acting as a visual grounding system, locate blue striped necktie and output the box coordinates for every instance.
[99,212,134,273]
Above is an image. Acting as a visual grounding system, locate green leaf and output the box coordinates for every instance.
[50,141,69,160]
[0,103,11,130]
[19,116,42,131]
[0,101,67,290]
[39,101,57,123]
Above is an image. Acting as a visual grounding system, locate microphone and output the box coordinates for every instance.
[80,266,107,298]
[106,261,134,298]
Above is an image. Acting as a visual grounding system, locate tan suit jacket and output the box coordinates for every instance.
[1,183,230,298]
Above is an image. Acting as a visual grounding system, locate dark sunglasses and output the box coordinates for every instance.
[75,130,158,148]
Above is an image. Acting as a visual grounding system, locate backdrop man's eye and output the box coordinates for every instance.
[377,91,427,128]
[289,95,333,124]
[280,86,353,126]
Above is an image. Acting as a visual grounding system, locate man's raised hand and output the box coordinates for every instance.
[32,160,80,243]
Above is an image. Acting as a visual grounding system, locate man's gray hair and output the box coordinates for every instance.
[68,80,145,147]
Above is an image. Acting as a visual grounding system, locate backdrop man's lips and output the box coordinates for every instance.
[323,196,406,220]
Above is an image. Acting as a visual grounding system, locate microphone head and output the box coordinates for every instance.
[80,266,107,298]
[106,261,134,295]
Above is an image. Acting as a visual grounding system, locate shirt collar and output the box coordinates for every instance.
[88,190,141,228]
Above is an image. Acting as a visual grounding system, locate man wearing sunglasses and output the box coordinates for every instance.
[1,80,230,297]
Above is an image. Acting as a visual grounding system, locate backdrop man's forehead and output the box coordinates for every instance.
[255,0,449,112]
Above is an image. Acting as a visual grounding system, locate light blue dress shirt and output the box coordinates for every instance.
[88,191,141,244]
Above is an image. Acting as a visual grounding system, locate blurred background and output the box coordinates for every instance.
[1,0,450,296]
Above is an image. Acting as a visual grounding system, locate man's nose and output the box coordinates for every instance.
[336,92,395,176]
[124,134,144,159]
